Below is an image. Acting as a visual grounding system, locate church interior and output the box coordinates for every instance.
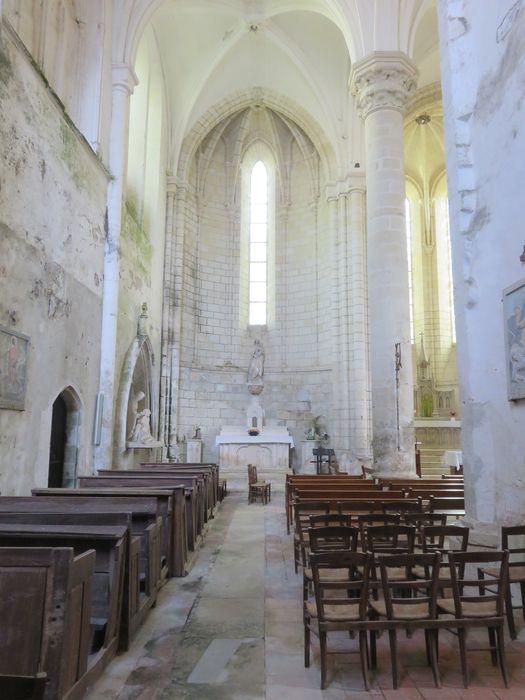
[1,0,525,697]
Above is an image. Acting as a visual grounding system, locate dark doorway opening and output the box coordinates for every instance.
[48,394,67,487]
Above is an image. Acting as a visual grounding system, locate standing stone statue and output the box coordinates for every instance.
[247,340,265,394]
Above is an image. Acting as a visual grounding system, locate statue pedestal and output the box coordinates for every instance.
[186,439,203,463]
[300,440,318,473]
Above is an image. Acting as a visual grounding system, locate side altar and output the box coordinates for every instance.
[215,425,294,471]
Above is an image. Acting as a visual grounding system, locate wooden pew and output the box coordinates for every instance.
[1,494,162,585]
[0,524,126,682]
[428,495,465,518]
[87,473,204,549]
[0,673,47,700]
[32,488,187,578]
[140,463,220,514]
[0,546,95,700]
[0,512,146,651]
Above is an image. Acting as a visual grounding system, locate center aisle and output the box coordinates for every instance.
[86,492,524,700]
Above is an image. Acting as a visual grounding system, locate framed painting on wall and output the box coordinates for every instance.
[503,278,525,400]
[0,325,29,410]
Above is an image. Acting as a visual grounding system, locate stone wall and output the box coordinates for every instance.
[174,135,335,467]
[0,26,108,493]
[438,0,525,529]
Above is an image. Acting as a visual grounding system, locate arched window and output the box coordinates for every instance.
[249,161,268,325]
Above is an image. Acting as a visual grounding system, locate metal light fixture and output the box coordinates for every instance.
[415,113,432,125]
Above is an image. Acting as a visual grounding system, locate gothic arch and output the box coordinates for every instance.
[115,332,158,464]
[177,87,337,186]
[49,385,82,488]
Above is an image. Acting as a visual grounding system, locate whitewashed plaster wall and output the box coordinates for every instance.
[115,29,168,469]
[173,132,335,467]
[0,25,108,494]
[438,0,525,531]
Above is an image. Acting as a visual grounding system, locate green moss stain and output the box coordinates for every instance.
[122,202,152,284]
[59,121,88,191]
[0,43,14,92]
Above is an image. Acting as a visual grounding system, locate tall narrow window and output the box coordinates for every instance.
[405,198,415,343]
[249,161,268,325]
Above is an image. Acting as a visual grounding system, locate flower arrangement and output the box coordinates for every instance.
[248,427,260,436]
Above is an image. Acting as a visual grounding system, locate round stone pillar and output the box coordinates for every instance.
[351,52,418,475]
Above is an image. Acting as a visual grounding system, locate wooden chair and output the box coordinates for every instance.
[403,513,447,549]
[309,513,353,528]
[479,524,525,639]
[247,464,271,505]
[381,498,423,514]
[437,550,510,688]
[369,552,442,689]
[416,525,469,591]
[293,501,330,573]
[305,551,372,690]
[303,525,359,603]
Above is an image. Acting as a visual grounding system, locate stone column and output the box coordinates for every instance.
[167,182,188,458]
[348,182,373,464]
[159,178,177,458]
[350,52,417,475]
[94,64,137,470]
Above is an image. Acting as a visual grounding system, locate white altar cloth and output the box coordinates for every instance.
[215,426,294,448]
[442,450,463,471]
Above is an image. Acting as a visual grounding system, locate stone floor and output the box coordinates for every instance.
[86,493,525,700]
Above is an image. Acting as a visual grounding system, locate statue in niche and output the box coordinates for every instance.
[129,409,156,445]
[128,389,156,445]
[247,340,265,384]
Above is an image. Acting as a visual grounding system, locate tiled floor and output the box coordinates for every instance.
[85,493,525,699]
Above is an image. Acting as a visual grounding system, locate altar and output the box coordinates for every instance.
[215,425,294,472]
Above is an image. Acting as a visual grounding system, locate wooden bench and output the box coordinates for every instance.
[0,511,148,650]
[87,473,204,550]
[0,524,126,670]
[31,488,181,577]
[0,546,95,700]
[0,672,47,700]
[140,463,220,515]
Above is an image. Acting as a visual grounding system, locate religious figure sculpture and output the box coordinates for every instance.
[128,389,156,445]
[129,408,156,445]
[247,339,265,386]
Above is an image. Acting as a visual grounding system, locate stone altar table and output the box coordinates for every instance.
[215,426,294,473]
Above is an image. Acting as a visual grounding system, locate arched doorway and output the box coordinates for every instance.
[48,388,82,488]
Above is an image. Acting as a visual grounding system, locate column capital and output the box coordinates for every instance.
[350,51,418,120]
[325,173,366,201]
[167,176,189,198]
[111,63,139,95]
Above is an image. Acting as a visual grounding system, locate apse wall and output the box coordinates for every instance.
[0,26,108,493]
[175,134,334,465]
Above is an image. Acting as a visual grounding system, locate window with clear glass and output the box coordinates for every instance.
[249,161,268,325]
[445,200,456,343]
[405,198,415,343]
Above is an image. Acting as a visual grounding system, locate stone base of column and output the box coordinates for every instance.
[372,426,416,475]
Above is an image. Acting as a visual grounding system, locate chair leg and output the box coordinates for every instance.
[496,625,509,688]
[427,630,441,688]
[457,627,469,688]
[488,627,498,665]
[506,582,517,640]
[369,630,377,669]
[520,582,525,623]
[304,619,311,667]
[388,629,399,689]
[319,630,328,689]
[359,631,370,691]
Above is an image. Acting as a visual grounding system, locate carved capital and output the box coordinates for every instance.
[350,52,418,120]
[111,63,139,96]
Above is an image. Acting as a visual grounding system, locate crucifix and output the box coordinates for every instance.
[395,343,402,451]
